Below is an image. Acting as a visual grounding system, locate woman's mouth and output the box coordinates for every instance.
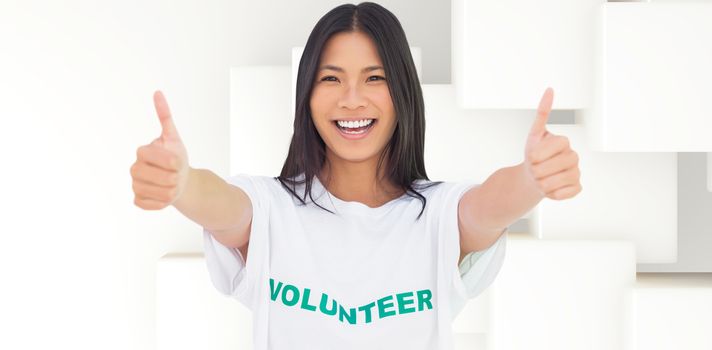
[333,119,376,140]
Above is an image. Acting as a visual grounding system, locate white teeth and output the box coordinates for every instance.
[336,119,374,129]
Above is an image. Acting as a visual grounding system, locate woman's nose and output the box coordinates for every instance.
[337,85,368,110]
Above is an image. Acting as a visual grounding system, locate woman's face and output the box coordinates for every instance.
[310,31,396,166]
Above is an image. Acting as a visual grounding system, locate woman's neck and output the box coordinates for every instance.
[317,160,403,208]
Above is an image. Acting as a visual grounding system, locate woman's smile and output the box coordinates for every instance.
[333,119,377,140]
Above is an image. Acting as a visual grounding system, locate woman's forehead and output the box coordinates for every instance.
[319,32,383,68]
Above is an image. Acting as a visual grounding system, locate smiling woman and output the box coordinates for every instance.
[278,2,437,217]
[191,2,510,350]
[310,30,399,199]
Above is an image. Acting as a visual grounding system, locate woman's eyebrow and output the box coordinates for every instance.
[319,64,384,73]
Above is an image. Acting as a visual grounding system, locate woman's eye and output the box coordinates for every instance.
[319,76,385,82]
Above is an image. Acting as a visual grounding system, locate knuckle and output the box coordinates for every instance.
[155,190,167,202]
[167,188,177,201]
[134,197,146,209]
[528,151,537,163]
[530,165,540,178]
[547,184,556,194]
[168,172,179,186]
[151,200,162,210]
[561,136,570,147]
[568,170,577,181]
[540,183,548,193]
[539,179,549,192]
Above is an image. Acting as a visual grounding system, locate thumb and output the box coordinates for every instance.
[529,87,553,138]
[153,90,182,142]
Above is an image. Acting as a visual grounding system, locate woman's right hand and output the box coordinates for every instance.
[131,90,191,210]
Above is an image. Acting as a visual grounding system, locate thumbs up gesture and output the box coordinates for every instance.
[130,90,191,210]
[522,87,582,200]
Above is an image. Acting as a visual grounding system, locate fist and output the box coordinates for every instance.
[130,90,191,210]
[523,87,582,200]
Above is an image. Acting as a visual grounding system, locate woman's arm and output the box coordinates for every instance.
[457,162,543,254]
[173,167,253,249]
[457,88,582,256]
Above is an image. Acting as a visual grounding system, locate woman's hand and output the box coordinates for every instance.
[522,87,582,200]
[130,90,191,210]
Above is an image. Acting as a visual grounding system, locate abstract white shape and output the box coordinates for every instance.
[632,274,712,350]
[230,66,292,176]
[157,254,253,350]
[489,234,637,350]
[708,153,712,192]
[586,2,712,151]
[452,0,598,109]
[535,125,677,264]
[422,84,532,182]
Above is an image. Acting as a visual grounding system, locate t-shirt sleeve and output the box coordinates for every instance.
[438,181,508,319]
[202,173,266,310]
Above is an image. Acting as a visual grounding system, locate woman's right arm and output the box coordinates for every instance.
[131,90,252,250]
[172,167,253,249]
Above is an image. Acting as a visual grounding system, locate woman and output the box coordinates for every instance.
[130,2,581,349]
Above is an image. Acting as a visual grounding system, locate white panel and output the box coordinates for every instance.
[590,2,712,151]
[452,287,493,334]
[632,274,712,350]
[291,47,304,118]
[410,47,423,83]
[422,84,532,182]
[453,333,487,350]
[452,0,598,109]
[291,46,423,116]
[157,254,252,350]
[708,153,712,192]
[490,234,637,350]
[230,66,293,176]
[534,125,677,264]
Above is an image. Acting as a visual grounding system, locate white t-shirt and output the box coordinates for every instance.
[203,172,507,350]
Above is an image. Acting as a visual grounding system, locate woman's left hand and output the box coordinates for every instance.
[522,87,582,200]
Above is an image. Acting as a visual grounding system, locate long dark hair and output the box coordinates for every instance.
[274,2,442,221]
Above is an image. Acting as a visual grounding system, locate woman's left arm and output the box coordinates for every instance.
[457,87,583,256]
